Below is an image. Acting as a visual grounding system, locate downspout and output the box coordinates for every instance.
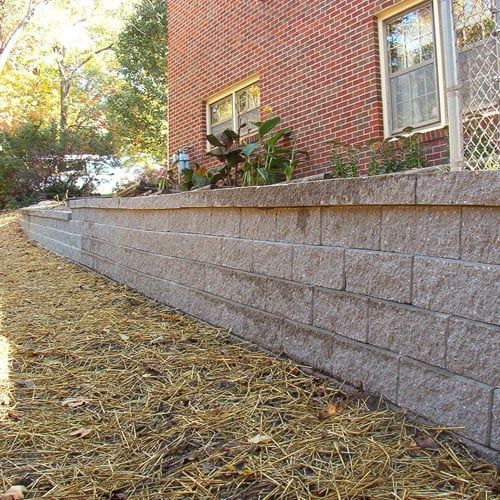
[441,0,464,170]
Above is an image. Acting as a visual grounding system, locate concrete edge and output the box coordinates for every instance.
[21,207,72,221]
[65,171,500,210]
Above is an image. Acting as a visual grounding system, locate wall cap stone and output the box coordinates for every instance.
[65,171,499,211]
[416,170,500,206]
[21,207,72,221]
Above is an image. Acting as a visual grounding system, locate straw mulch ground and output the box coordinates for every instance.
[0,212,498,499]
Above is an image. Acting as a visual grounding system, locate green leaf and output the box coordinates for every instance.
[226,150,243,168]
[258,117,281,138]
[265,127,291,149]
[222,129,240,141]
[241,142,259,157]
[208,166,226,175]
[207,134,223,147]
[257,167,271,184]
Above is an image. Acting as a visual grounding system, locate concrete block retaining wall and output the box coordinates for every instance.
[21,171,500,459]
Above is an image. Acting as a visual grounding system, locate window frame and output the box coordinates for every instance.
[377,0,448,138]
[205,76,260,150]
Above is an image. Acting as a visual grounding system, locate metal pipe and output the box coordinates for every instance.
[441,0,464,170]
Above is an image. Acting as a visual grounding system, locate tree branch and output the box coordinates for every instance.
[70,42,114,76]
[0,0,53,73]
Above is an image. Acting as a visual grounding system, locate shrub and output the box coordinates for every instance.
[330,129,427,178]
[180,116,308,191]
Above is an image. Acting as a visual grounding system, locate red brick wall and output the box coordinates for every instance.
[168,0,449,178]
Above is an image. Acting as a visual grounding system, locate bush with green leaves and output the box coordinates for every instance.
[0,121,112,208]
[189,116,308,191]
[330,129,427,178]
[240,117,308,186]
[368,130,427,176]
[329,140,361,178]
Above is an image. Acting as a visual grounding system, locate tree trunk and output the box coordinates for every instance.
[0,0,50,74]
[60,77,70,134]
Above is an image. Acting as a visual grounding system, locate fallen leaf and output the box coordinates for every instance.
[485,476,500,494]
[7,410,21,421]
[414,436,439,450]
[144,365,162,376]
[43,358,62,366]
[434,459,448,472]
[0,485,27,500]
[318,401,344,421]
[469,462,495,473]
[220,439,242,451]
[16,380,35,389]
[70,427,92,438]
[61,397,89,409]
[110,493,127,500]
[248,434,272,445]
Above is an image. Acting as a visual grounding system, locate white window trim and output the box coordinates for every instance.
[377,0,448,138]
[205,75,260,150]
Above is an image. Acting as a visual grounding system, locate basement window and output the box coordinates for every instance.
[379,1,442,135]
[207,79,260,142]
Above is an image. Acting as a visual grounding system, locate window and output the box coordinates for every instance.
[207,80,260,141]
[382,2,440,134]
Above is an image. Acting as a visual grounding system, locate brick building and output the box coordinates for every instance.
[168,0,454,177]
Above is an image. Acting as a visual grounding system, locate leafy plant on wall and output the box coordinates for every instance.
[181,116,309,190]
[330,128,428,178]
[240,116,308,186]
[369,129,427,175]
[329,140,361,178]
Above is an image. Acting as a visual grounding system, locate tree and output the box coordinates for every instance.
[0,122,112,207]
[0,0,136,207]
[0,0,52,73]
[53,43,113,143]
[108,0,168,164]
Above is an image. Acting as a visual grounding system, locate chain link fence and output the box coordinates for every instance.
[451,0,499,170]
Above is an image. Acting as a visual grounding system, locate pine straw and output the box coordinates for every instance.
[0,213,498,499]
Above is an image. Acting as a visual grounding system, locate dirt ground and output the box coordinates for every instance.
[0,212,498,499]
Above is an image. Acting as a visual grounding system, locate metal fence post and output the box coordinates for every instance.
[441,0,464,171]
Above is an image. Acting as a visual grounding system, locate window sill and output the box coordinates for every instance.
[385,121,448,140]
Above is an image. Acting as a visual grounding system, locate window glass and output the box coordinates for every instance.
[386,4,433,73]
[209,95,233,139]
[385,2,439,133]
[208,81,260,140]
[236,83,261,136]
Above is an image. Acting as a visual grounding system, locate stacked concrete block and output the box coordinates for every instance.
[20,171,500,459]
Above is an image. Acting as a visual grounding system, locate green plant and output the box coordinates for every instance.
[368,140,381,176]
[379,139,402,173]
[400,130,427,170]
[329,140,347,178]
[241,117,301,186]
[206,129,245,186]
[367,129,427,176]
[329,140,360,178]
[180,163,229,191]
[283,146,302,182]
[203,116,308,189]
